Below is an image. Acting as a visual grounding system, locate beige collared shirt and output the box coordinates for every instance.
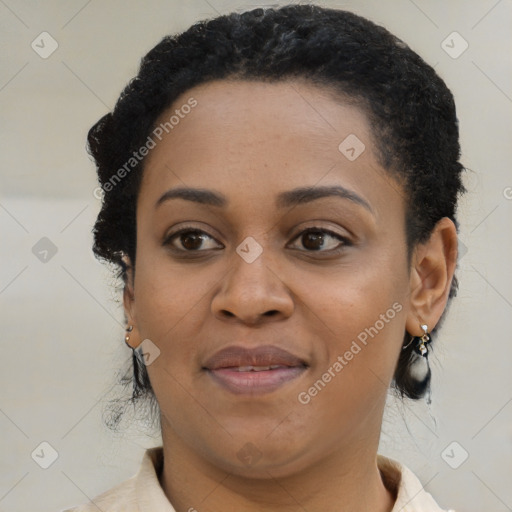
[62,447,457,512]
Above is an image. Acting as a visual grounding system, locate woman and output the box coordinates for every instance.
[65,4,463,511]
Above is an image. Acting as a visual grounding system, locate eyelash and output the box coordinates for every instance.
[163,225,352,256]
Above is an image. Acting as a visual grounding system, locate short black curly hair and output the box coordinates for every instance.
[88,4,465,429]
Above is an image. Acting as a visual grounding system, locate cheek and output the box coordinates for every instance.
[300,252,408,397]
[132,263,212,418]
[133,259,215,346]
[293,294,406,444]
[132,247,224,399]
[311,250,407,342]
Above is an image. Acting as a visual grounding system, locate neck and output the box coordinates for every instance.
[159,425,396,512]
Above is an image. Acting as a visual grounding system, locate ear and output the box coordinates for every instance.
[405,217,458,336]
[122,255,138,348]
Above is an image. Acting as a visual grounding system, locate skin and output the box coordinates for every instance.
[123,79,458,512]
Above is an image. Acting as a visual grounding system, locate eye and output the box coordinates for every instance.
[163,226,350,254]
[163,228,223,252]
[288,227,350,252]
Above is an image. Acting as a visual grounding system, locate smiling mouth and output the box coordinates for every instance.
[202,344,309,395]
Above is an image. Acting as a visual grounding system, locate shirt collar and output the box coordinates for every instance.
[377,454,454,511]
[134,447,452,512]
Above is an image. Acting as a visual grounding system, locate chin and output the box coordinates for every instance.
[203,437,312,479]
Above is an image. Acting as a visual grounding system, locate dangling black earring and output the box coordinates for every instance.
[125,325,146,394]
[403,323,433,404]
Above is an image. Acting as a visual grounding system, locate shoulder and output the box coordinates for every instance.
[60,447,169,512]
[377,453,459,512]
[60,474,138,512]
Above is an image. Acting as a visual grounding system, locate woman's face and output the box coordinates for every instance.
[126,79,416,477]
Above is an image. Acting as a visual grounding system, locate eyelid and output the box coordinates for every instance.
[287,218,352,240]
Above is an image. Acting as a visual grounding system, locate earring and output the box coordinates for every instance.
[125,325,134,349]
[402,323,433,405]
[403,323,431,357]
[416,324,431,357]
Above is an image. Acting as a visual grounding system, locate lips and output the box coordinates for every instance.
[203,345,308,371]
[203,345,309,395]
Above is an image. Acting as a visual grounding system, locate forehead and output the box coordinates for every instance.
[147,78,374,159]
[137,79,402,218]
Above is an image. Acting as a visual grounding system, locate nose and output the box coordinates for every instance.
[211,247,294,325]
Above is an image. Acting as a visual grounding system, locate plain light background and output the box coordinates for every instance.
[1,1,511,511]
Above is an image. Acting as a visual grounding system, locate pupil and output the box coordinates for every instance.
[182,233,202,250]
[303,232,323,250]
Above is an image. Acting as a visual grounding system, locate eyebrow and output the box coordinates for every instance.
[155,185,373,213]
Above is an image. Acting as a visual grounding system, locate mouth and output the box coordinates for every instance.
[202,345,309,395]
